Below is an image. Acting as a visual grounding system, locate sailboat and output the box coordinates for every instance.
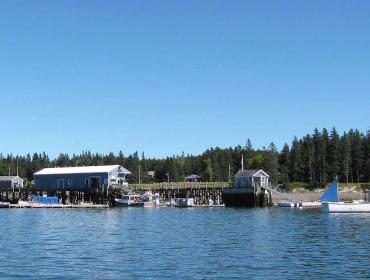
[321,179,370,213]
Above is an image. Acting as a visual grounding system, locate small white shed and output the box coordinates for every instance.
[235,169,269,188]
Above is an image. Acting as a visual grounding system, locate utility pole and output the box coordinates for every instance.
[228,164,231,183]
[241,154,244,171]
[138,164,141,184]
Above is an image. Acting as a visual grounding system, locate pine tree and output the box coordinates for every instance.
[290,137,303,181]
[350,129,363,183]
[364,129,370,182]
[340,132,351,186]
[312,128,322,183]
[302,135,314,185]
[327,128,340,181]
[279,143,290,188]
[264,143,279,185]
[321,128,329,183]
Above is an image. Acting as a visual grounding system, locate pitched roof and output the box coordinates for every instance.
[34,165,131,175]
[235,169,269,177]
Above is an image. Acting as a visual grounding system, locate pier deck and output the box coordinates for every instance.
[9,204,109,209]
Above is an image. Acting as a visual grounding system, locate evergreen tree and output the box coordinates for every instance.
[279,143,290,188]
[327,128,340,180]
[321,128,329,183]
[290,137,303,181]
[349,129,363,183]
[302,135,314,184]
[340,132,351,186]
[312,128,322,183]
[263,143,279,185]
[364,129,370,182]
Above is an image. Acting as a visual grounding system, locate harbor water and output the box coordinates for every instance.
[0,208,369,279]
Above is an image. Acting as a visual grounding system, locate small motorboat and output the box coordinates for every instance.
[172,198,194,207]
[276,201,295,208]
[0,202,10,208]
[114,195,144,207]
[142,192,161,207]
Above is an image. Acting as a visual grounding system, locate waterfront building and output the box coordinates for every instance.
[222,169,271,207]
[0,176,24,191]
[34,165,131,192]
[235,169,269,188]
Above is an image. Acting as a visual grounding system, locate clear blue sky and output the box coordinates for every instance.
[0,1,369,159]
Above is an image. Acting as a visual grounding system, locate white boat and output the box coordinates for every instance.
[322,201,370,213]
[114,195,144,207]
[142,192,160,207]
[172,198,194,207]
[0,202,10,208]
[276,202,295,208]
[321,179,370,213]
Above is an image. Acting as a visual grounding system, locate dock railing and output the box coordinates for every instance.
[130,182,231,191]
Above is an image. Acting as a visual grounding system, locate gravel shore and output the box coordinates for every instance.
[272,191,367,203]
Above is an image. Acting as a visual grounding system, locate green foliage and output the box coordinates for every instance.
[1,127,369,186]
[284,182,311,191]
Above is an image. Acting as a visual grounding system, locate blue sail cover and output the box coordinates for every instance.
[320,179,339,202]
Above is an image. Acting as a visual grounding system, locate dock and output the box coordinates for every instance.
[9,204,109,209]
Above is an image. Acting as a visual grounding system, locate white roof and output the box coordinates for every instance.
[34,165,131,175]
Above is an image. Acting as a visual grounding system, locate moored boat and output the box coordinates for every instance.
[171,198,194,207]
[0,202,10,208]
[321,179,370,213]
[142,192,160,207]
[276,202,295,208]
[114,195,144,207]
[322,201,370,213]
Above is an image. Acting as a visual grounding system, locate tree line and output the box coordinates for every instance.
[0,127,369,188]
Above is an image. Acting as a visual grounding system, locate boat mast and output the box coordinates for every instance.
[336,175,339,202]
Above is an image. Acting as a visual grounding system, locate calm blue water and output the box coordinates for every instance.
[0,207,369,279]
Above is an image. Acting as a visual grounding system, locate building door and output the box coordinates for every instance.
[90,176,101,190]
[57,179,64,189]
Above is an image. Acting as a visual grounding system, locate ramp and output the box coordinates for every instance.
[261,185,296,202]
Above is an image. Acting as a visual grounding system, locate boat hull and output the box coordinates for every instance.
[114,199,129,207]
[322,202,370,213]
[0,202,10,208]
[114,198,144,207]
[276,202,295,208]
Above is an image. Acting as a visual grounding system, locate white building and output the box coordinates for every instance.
[234,169,269,188]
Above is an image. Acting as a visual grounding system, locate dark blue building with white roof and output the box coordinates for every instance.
[34,165,131,192]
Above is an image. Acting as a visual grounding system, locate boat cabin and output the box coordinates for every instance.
[234,169,269,189]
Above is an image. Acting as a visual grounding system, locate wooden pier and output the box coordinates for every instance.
[131,182,229,205]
